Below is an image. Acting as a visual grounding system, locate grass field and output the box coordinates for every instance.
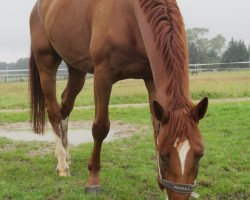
[0,102,249,199]
[0,71,249,109]
[0,71,249,199]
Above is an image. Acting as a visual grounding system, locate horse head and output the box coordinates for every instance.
[153,97,208,200]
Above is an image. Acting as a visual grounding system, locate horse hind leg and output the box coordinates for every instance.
[60,66,86,164]
[30,7,70,176]
[34,51,70,177]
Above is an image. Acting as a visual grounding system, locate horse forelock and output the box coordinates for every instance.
[158,109,196,154]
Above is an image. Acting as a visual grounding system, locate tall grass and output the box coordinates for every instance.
[0,71,249,109]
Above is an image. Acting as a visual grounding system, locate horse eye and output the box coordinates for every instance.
[199,151,204,157]
[196,152,204,160]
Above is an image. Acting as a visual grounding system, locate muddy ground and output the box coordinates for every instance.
[0,121,150,145]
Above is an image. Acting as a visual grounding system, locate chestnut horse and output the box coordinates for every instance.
[29,0,208,199]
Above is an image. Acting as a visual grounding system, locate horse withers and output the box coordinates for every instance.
[29,0,208,199]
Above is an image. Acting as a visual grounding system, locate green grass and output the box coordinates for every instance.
[190,72,250,99]
[0,71,249,109]
[0,102,249,199]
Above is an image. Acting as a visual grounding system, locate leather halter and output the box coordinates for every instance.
[157,122,200,198]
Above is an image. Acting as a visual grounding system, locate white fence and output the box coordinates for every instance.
[0,61,249,82]
[0,69,68,82]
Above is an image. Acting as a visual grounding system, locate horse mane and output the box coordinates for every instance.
[139,0,194,149]
[139,0,191,109]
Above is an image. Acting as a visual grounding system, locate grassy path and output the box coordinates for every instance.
[0,97,250,114]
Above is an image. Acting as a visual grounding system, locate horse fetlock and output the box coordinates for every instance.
[86,172,100,186]
[55,147,69,172]
[88,161,101,172]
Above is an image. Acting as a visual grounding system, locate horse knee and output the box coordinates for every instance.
[92,120,110,141]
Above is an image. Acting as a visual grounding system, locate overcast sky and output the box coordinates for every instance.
[0,0,249,63]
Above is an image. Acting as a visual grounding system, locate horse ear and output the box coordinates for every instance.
[153,100,169,123]
[191,97,208,122]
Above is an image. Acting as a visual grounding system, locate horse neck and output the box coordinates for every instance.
[135,0,191,109]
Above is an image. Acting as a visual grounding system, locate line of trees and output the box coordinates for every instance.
[0,58,67,71]
[0,27,249,70]
[0,58,29,70]
[187,27,250,66]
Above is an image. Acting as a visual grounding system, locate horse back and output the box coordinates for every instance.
[31,0,151,79]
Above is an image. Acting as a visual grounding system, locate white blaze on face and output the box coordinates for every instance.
[174,139,190,175]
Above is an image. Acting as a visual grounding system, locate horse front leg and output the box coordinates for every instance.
[85,68,113,194]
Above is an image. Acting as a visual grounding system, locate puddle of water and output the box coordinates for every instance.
[0,128,117,146]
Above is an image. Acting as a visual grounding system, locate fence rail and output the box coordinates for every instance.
[0,61,249,82]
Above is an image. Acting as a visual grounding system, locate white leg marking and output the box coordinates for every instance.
[174,139,190,175]
[61,118,69,138]
[60,118,70,162]
[54,133,69,172]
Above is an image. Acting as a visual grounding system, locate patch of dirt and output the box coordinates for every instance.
[0,139,54,157]
[0,121,150,140]
[0,122,32,130]
[0,121,151,157]
[27,144,54,157]
[0,144,16,152]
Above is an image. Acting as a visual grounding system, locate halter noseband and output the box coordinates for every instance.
[157,154,199,198]
[157,122,199,199]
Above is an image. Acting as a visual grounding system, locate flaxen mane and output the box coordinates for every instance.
[139,0,194,149]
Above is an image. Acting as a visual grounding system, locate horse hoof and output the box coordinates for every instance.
[85,185,102,194]
[57,169,71,177]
